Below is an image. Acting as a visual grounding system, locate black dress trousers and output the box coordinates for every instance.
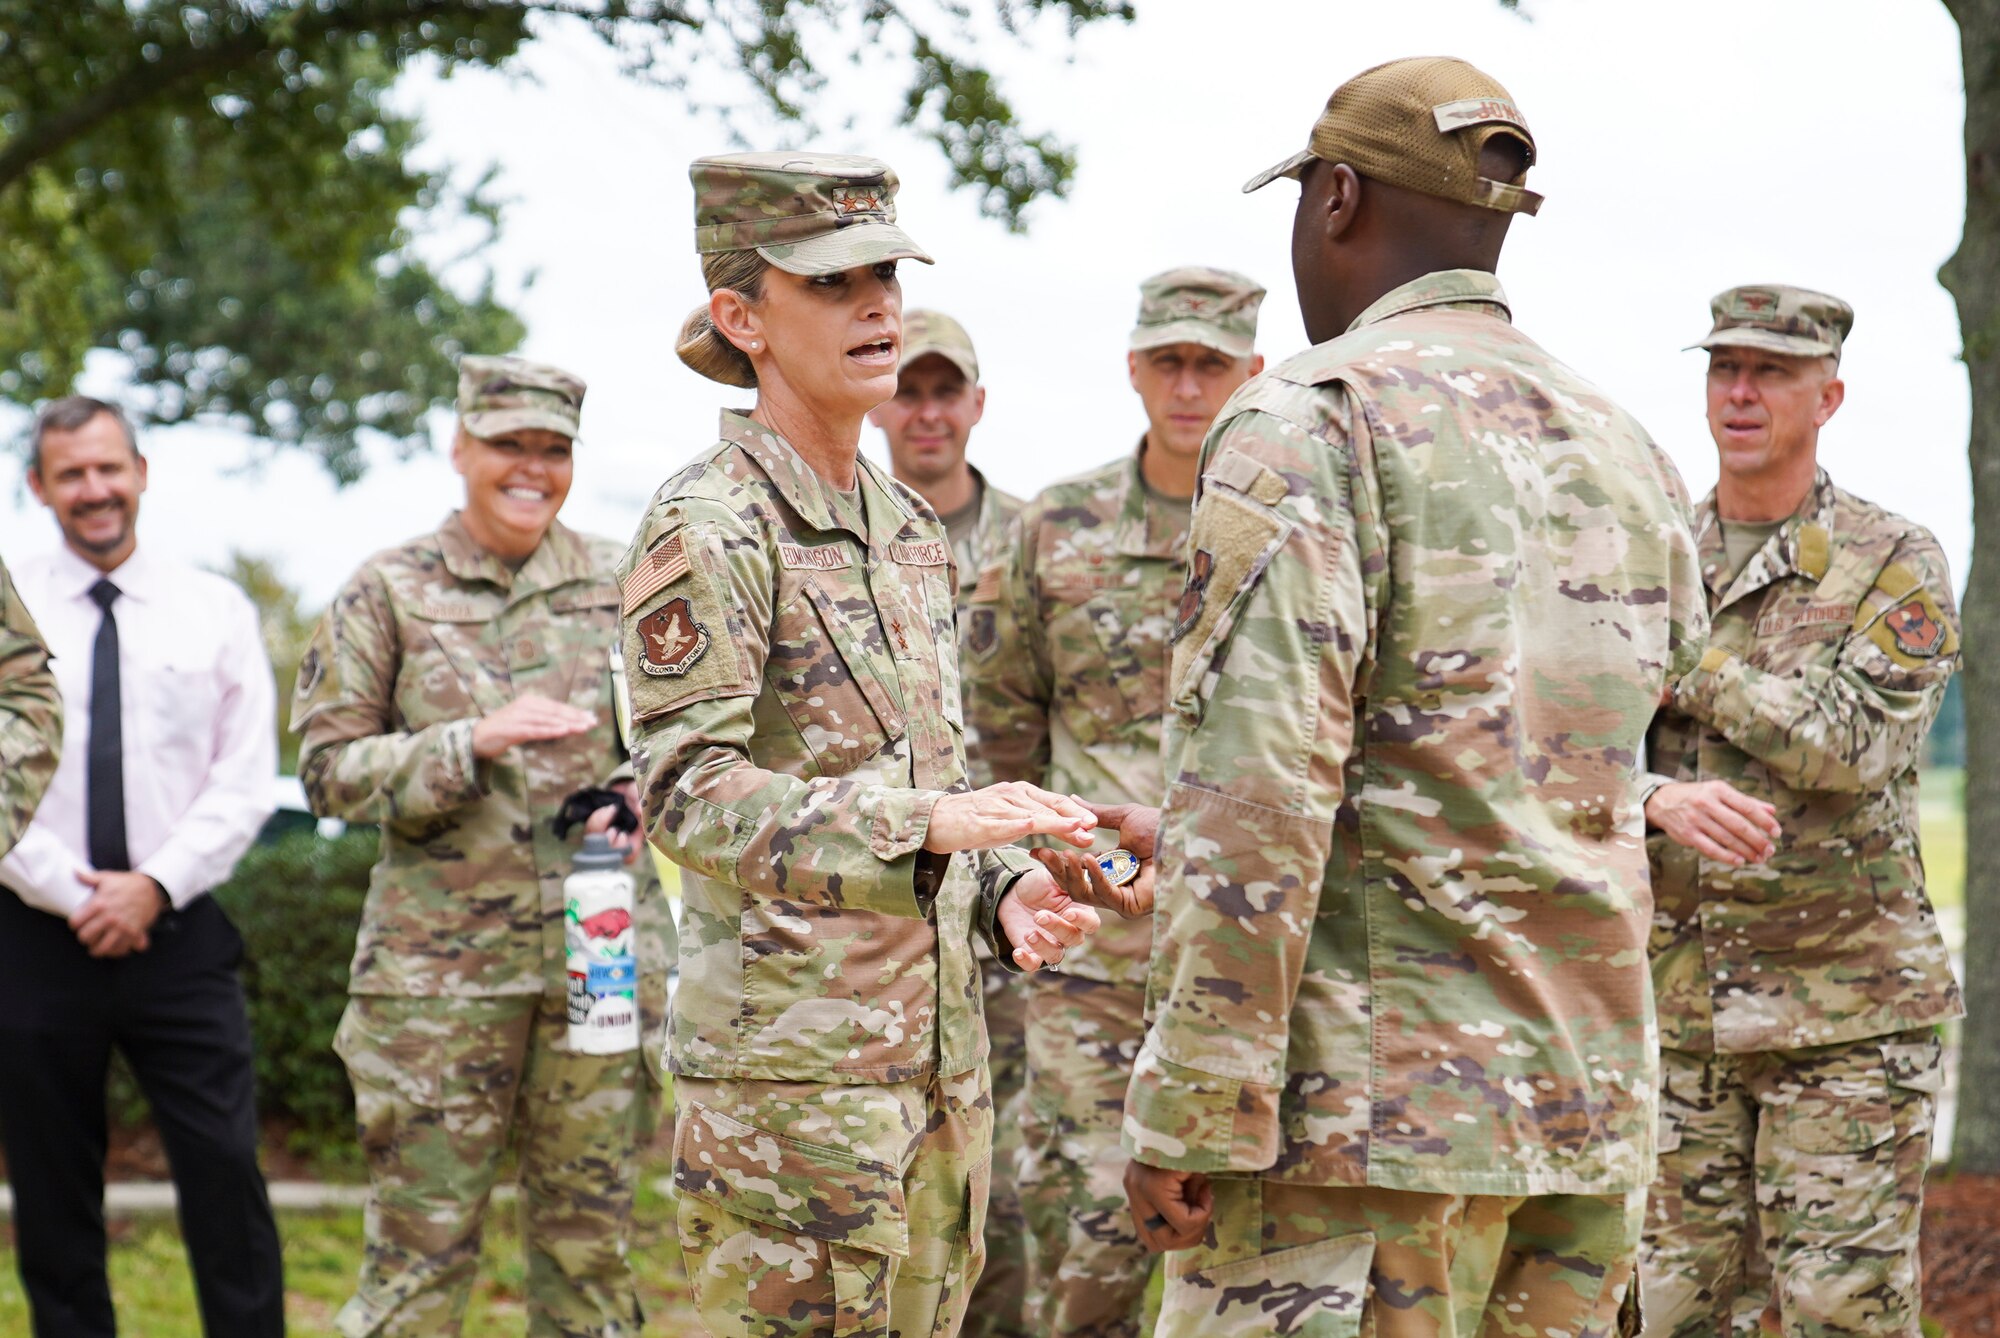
[0,892,285,1337]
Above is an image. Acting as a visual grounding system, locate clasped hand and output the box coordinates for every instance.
[925,782,1104,972]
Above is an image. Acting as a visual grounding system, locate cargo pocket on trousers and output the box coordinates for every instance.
[674,1100,907,1338]
[332,1002,444,1155]
[1159,1230,1373,1338]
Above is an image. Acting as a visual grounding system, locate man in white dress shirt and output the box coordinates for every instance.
[0,396,284,1336]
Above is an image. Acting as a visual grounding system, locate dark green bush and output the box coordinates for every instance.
[215,826,378,1140]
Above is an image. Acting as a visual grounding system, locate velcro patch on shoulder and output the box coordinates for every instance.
[1169,488,1290,700]
[971,561,1003,605]
[1206,446,1290,507]
[622,526,752,721]
[778,542,854,572]
[888,539,949,567]
[623,534,691,614]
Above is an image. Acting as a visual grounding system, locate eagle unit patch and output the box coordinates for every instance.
[639,596,710,677]
[1884,598,1945,658]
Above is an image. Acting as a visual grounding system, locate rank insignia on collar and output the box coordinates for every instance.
[639,596,710,677]
[1885,598,1944,658]
[1097,849,1141,888]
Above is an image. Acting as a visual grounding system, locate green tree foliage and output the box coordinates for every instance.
[214,551,321,773]
[0,1,1131,481]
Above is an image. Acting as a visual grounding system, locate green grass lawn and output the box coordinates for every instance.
[0,1157,697,1335]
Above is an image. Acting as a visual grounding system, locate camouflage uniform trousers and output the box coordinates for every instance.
[963,959,1032,1338]
[1640,1028,1944,1338]
[333,992,656,1337]
[1020,973,1156,1337]
[673,1066,993,1338]
[1160,1181,1645,1338]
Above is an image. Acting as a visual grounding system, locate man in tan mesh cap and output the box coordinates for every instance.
[1035,57,1709,1336]
[962,266,1263,1337]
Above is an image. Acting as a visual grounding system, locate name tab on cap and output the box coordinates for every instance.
[779,542,854,571]
[889,540,949,567]
[1432,98,1530,134]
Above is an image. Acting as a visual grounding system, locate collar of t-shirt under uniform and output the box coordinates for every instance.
[1113,441,1189,561]
[1346,267,1513,334]
[1694,467,1838,610]
[436,510,596,602]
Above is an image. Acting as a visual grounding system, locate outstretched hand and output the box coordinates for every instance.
[925,782,1097,854]
[1031,801,1161,918]
[996,868,1101,972]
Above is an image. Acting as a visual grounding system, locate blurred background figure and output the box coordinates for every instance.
[0,396,284,1336]
[869,307,1032,1338]
[293,355,672,1337]
[963,266,1263,1338]
[0,554,61,858]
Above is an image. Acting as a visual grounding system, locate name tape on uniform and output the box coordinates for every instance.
[623,535,691,615]
[778,542,854,571]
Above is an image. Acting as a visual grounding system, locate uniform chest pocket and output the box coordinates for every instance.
[402,606,510,725]
[548,589,620,713]
[767,577,906,776]
[1051,578,1177,735]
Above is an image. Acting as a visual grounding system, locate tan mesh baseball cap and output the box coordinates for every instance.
[1244,56,1542,216]
[900,309,979,383]
[1689,285,1853,359]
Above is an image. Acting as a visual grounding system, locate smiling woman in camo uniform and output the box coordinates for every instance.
[294,356,672,1338]
[623,151,1104,1338]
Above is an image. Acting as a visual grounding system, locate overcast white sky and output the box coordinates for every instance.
[0,0,1973,609]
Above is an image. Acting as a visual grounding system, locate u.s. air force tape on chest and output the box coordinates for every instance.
[888,540,948,566]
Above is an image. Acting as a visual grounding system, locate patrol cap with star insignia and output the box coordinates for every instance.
[1131,267,1266,359]
[1244,56,1542,216]
[691,151,934,277]
[900,309,979,383]
[457,354,586,440]
[1688,284,1854,360]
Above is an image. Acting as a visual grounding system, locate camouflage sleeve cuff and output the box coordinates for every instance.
[1637,772,1674,818]
[978,845,1039,972]
[1673,649,1774,749]
[864,786,943,860]
[1120,1045,1282,1174]
[442,717,493,803]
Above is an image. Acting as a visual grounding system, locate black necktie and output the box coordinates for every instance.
[87,578,130,872]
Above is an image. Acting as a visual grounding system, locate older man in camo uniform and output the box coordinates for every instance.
[1639,287,1963,1338]
[964,266,1265,1337]
[0,557,61,858]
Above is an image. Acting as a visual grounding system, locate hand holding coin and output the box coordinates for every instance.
[1030,801,1160,918]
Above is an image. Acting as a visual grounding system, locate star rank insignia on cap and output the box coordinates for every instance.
[832,186,886,217]
[639,596,711,677]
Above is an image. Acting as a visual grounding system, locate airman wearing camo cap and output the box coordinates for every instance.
[1130,267,1266,360]
[1640,282,1960,1336]
[456,353,586,440]
[1688,283,1855,359]
[690,150,933,275]
[901,308,980,384]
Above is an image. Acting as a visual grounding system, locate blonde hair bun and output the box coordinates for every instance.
[676,304,758,388]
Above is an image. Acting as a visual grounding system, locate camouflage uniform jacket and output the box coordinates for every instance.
[621,410,1036,1086]
[0,558,62,859]
[1645,472,1963,1055]
[295,513,672,998]
[1122,270,1708,1197]
[953,465,1022,792]
[964,448,1189,983]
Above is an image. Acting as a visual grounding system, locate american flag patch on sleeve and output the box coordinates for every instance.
[622,534,691,614]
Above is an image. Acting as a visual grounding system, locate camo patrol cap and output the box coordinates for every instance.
[1689,284,1854,360]
[901,309,979,384]
[1130,267,1266,359]
[690,151,934,277]
[1244,56,1542,216]
[457,354,586,440]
